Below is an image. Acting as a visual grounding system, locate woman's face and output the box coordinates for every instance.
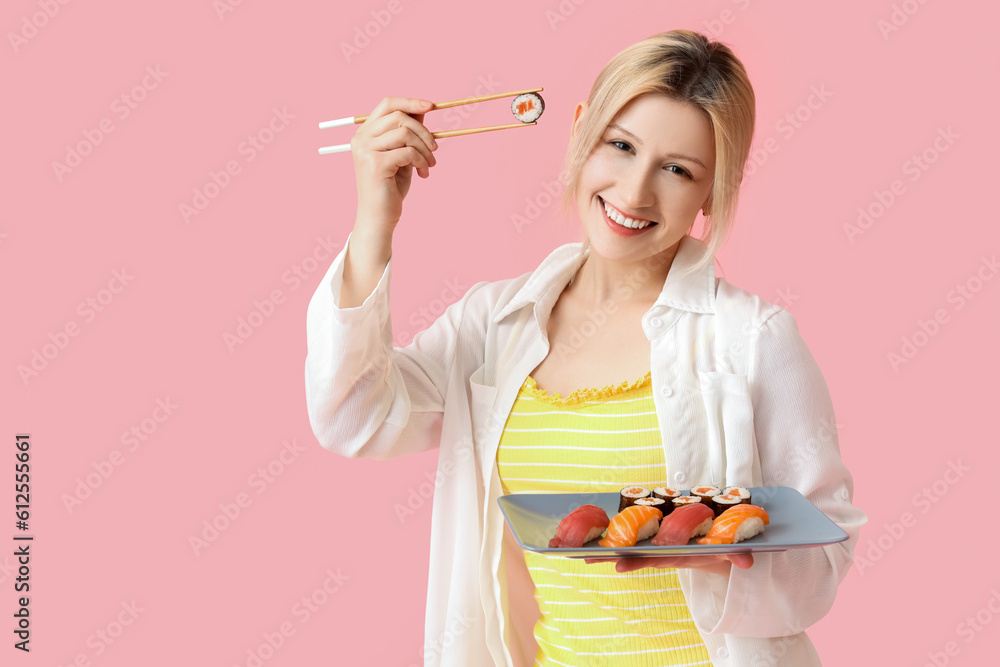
[573,93,717,265]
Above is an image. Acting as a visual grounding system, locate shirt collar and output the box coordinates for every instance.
[492,234,717,325]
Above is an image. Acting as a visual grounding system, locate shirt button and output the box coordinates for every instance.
[650,316,662,327]
[674,472,686,484]
[660,385,673,397]
[838,488,850,501]
[717,646,730,659]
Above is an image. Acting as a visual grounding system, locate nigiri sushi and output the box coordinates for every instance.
[696,504,770,545]
[598,505,662,547]
[549,504,610,548]
[511,92,545,123]
[651,502,715,546]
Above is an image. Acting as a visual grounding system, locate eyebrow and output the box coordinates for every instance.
[607,123,709,170]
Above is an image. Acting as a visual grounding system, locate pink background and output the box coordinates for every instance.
[5,0,999,665]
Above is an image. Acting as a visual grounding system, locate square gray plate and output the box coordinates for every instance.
[498,486,848,558]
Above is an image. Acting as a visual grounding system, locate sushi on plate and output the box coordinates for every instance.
[710,492,744,517]
[618,485,651,512]
[598,505,663,548]
[722,486,752,505]
[696,504,770,545]
[549,504,611,548]
[651,502,715,546]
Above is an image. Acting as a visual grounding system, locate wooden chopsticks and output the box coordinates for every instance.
[318,87,543,155]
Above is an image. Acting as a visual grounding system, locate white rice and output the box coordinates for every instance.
[733,517,765,543]
[511,93,544,122]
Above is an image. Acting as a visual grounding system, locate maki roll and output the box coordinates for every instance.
[722,486,752,505]
[690,485,721,505]
[652,487,680,502]
[710,492,743,517]
[652,487,679,517]
[619,485,651,512]
[671,495,703,511]
[634,497,666,514]
[511,92,545,123]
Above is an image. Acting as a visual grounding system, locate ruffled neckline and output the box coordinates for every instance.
[522,370,652,405]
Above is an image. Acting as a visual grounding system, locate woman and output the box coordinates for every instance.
[306,30,866,666]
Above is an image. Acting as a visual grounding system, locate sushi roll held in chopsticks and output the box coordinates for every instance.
[511,92,545,123]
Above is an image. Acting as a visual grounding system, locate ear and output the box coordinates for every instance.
[571,101,588,137]
[701,188,713,217]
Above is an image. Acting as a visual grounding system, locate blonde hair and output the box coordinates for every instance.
[561,29,756,279]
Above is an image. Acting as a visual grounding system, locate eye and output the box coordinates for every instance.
[609,140,633,153]
[665,165,691,178]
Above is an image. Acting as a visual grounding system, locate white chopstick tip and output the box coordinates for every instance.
[319,143,351,154]
[318,116,356,129]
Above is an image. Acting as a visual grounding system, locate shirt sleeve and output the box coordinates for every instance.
[304,229,488,461]
[691,308,868,637]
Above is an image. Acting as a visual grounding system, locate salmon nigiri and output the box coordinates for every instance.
[549,504,611,548]
[598,505,662,547]
[696,504,770,545]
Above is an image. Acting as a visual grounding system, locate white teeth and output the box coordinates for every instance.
[603,199,651,229]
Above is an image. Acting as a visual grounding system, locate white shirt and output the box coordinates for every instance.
[305,231,868,666]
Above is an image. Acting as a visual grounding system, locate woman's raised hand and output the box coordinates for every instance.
[350,96,439,232]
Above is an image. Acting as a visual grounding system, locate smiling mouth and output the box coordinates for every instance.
[599,196,658,229]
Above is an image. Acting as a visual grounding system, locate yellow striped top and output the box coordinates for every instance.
[496,371,712,667]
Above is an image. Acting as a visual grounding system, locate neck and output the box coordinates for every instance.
[569,242,682,308]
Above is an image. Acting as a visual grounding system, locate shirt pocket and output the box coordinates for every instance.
[697,371,760,487]
[468,377,500,460]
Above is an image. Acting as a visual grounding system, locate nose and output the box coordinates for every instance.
[617,163,655,211]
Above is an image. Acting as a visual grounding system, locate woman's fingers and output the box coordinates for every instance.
[381,145,432,177]
[584,554,754,574]
[370,126,436,170]
[365,96,435,125]
[728,553,754,569]
[366,109,439,155]
[348,97,437,229]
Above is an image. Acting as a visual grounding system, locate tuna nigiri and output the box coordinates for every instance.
[549,504,611,548]
[651,502,715,546]
[598,505,662,547]
[696,504,770,545]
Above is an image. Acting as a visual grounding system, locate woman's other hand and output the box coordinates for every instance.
[584,553,753,575]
